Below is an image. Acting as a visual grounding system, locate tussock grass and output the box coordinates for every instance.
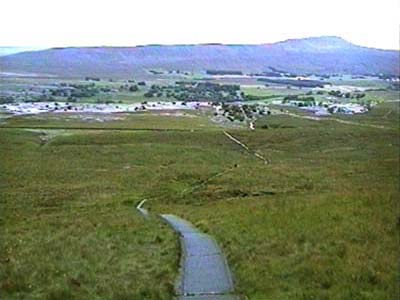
[0,129,180,300]
[1,111,220,131]
[1,101,399,299]
[152,108,399,299]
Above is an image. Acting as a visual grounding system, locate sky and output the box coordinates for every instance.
[1,0,399,50]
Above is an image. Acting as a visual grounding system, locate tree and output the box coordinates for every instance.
[129,85,139,92]
[356,93,365,99]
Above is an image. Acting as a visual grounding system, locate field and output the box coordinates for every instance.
[1,95,398,300]
[0,110,221,131]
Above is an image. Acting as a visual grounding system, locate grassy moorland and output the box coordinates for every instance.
[0,116,242,299]
[150,102,399,299]
[0,100,399,300]
[0,129,183,300]
[155,112,398,299]
[0,111,220,131]
[332,99,399,129]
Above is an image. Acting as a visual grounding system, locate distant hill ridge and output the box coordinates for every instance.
[0,36,398,78]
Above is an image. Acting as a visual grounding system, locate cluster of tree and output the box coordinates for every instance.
[377,74,399,80]
[129,85,139,92]
[149,70,164,75]
[175,81,196,86]
[242,93,277,101]
[249,71,282,77]
[34,82,119,102]
[144,84,164,98]
[257,78,328,88]
[50,83,101,98]
[0,95,15,104]
[252,70,334,80]
[85,77,101,81]
[143,82,242,102]
[317,74,331,79]
[328,90,365,99]
[242,104,266,118]
[206,70,243,75]
[1,91,71,104]
[119,84,139,92]
[220,103,268,122]
[196,82,240,93]
[180,82,240,101]
[35,94,57,102]
[283,73,298,78]
[95,99,121,104]
[389,82,400,90]
[266,67,301,78]
[299,90,323,95]
[282,95,316,106]
[328,90,342,97]
[222,103,245,122]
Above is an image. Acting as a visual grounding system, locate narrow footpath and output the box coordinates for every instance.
[136,201,237,299]
[223,131,269,164]
[136,199,149,218]
[161,214,237,300]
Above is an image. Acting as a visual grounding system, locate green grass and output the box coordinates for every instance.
[1,111,221,131]
[329,100,399,129]
[152,115,398,299]
[362,90,399,102]
[75,91,174,104]
[242,86,304,99]
[0,122,248,299]
[0,77,178,104]
[0,129,183,300]
[1,101,399,299]
[329,79,391,88]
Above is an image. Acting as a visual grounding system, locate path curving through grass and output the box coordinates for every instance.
[136,202,237,299]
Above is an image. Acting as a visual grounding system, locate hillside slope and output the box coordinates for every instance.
[0,36,398,78]
[0,47,47,57]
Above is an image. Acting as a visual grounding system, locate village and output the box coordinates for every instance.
[0,101,211,115]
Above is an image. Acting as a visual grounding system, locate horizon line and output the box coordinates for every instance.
[1,36,398,51]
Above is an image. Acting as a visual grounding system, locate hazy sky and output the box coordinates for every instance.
[1,0,399,49]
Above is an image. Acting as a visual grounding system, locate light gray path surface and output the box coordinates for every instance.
[160,214,237,300]
[136,199,149,218]
[223,131,269,164]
